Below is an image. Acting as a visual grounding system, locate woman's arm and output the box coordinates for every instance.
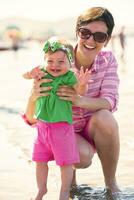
[73,95,111,111]
[57,86,111,111]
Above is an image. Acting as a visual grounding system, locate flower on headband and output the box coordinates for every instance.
[43,39,73,63]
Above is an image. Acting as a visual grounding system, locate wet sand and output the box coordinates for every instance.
[0,39,134,199]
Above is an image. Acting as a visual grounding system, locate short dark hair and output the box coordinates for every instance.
[76,7,115,36]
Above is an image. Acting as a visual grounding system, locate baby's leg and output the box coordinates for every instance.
[35,162,48,200]
[59,165,73,200]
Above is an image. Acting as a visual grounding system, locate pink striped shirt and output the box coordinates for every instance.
[72,49,119,120]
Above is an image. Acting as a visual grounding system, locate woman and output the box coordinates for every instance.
[24,6,120,194]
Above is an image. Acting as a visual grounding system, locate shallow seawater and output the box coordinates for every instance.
[70,185,134,200]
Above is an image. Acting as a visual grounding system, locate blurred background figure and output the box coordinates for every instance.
[110,34,116,53]
[119,26,126,62]
[6,25,22,51]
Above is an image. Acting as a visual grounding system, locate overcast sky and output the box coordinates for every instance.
[1,0,134,26]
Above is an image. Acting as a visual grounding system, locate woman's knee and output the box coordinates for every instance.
[75,134,94,169]
[74,159,92,169]
[90,109,119,136]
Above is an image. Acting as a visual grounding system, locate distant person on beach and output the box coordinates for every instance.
[11,38,20,51]
[119,26,126,61]
[23,6,120,198]
[110,34,116,53]
[22,36,91,200]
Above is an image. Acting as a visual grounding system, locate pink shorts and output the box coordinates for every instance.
[32,121,80,166]
[73,117,96,151]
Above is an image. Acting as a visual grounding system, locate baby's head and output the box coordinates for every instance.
[43,36,74,77]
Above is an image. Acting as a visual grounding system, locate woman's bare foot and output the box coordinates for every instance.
[105,179,121,193]
[71,169,77,186]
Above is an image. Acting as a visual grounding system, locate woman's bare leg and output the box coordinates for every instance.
[72,134,94,186]
[59,165,73,200]
[34,162,48,200]
[71,110,120,193]
[89,110,120,192]
[75,134,94,169]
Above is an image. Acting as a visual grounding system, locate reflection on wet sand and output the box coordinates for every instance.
[70,184,134,199]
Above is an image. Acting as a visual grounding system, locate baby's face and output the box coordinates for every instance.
[44,50,70,77]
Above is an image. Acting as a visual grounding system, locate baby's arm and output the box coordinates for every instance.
[74,67,92,95]
[23,66,44,80]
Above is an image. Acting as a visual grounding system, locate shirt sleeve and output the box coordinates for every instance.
[100,52,120,112]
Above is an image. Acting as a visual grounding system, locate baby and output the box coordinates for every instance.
[23,36,91,200]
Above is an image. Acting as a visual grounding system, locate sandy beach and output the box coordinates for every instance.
[0,38,134,200]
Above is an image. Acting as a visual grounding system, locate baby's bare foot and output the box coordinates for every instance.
[31,188,47,200]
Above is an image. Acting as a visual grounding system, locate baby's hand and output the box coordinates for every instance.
[23,66,45,80]
[30,66,45,80]
[78,66,92,85]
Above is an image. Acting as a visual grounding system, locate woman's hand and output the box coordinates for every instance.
[57,85,79,103]
[30,77,53,102]
[57,85,90,108]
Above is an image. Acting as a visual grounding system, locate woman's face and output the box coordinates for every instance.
[77,21,110,60]
[44,50,70,77]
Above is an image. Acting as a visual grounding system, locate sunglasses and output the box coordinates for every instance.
[78,28,108,43]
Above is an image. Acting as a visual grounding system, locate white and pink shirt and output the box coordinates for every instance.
[72,50,119,122]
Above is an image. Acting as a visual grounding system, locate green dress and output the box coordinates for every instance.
[35,69,77,124]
